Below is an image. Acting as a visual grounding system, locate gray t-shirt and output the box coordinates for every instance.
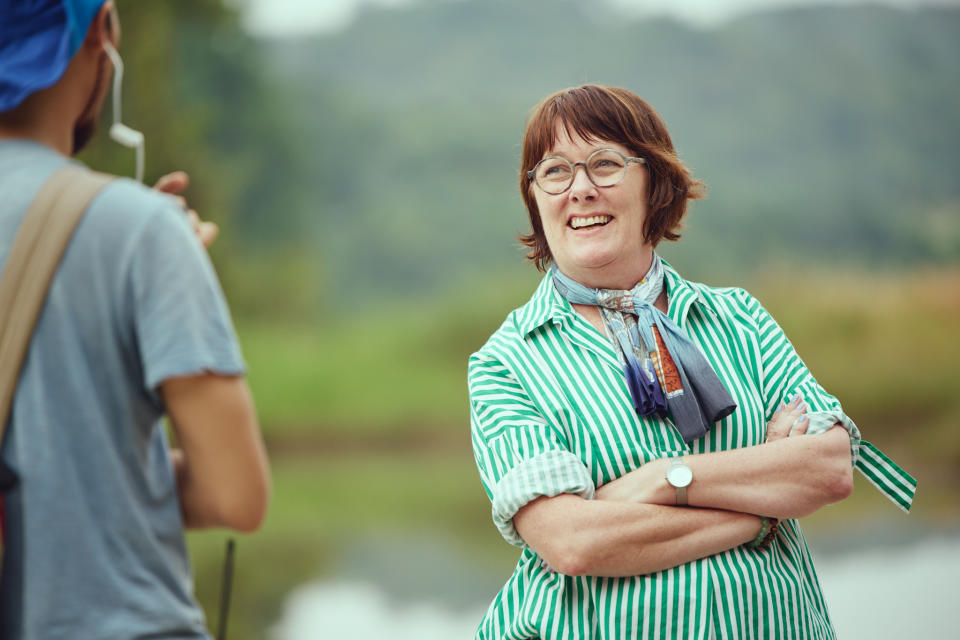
[0,140,245,639]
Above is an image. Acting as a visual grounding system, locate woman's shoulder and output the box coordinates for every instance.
[677,276,768,327]
[470,307,530,365]
[469,278,553,366]
[662,260,758,314]
[689,280,755,307]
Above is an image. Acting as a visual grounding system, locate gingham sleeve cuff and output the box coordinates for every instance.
[804,410,862,465]
[491,449,596,548]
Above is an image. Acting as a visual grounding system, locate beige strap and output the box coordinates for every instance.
[0,166,115,442]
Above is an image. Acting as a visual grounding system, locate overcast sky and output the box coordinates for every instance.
[239,0,958,38]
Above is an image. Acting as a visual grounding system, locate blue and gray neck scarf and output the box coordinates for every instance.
[551,256,736,443]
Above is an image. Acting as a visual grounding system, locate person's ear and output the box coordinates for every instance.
[82,1,117,51]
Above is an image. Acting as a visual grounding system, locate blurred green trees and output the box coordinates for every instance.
[82,0,324,320]
[84,1,960,320]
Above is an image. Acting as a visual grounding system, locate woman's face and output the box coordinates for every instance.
[533,125,652,289]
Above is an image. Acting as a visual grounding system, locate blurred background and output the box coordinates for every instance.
[83,0,959,637]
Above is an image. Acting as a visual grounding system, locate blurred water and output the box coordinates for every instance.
[817,535,957,639]
[272,534,958,639]
[270,580,484,639]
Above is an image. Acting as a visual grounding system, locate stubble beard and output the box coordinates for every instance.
[72,51,112,156]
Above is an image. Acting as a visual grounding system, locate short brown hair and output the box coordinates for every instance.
[519,85,705,271]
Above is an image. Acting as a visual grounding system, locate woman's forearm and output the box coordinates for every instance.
[597,426,853,519]
[514,494,761,577]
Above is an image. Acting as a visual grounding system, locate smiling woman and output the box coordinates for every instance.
[518,87,704,291]
[467,84,916,640]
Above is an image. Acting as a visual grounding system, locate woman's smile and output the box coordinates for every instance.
[568,214,612,230]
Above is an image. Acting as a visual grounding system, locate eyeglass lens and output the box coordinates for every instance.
[535,149,630,194]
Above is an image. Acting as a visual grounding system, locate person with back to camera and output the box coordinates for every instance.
[468,84,916,639]
[0,1,270,637]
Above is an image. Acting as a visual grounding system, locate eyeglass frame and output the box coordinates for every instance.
[526,148,646,195]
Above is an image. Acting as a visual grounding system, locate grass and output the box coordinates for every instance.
[236,268,541,436]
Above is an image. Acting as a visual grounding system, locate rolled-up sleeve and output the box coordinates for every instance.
[469,353,594,547]
[739,290,862,464]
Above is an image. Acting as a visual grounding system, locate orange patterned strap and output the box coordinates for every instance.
[651,324,683,397]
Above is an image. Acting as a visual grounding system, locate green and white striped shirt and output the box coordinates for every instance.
[468,262,916,640]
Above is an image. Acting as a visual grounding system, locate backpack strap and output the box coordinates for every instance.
[0,165,115,491]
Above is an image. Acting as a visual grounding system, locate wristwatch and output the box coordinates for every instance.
[666,457,693,505]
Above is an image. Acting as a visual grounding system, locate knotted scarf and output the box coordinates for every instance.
[551,256,736,442]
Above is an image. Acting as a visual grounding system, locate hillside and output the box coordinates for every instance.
[258,1,960,300]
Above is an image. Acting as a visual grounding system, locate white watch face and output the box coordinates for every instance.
[668,464,693,488]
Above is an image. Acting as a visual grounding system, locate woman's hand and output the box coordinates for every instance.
[765,394,809,442]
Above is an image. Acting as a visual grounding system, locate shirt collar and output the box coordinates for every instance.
[516,271,568,337]
[517,258,706,338]
[660,258,706,330]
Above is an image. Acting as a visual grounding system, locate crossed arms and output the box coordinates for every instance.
[513,402,852,577]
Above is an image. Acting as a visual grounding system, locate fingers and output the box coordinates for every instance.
[153,170,190,195]
[184,209,219,248]
[540,559,556,574]
[786,394,808,437]
[765,394,807,442]
[791,415,810,436]
[153,173,217,248]
[197,220,219,248]
[155,172,188,211]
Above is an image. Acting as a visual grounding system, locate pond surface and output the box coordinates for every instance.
[272,530,959,639]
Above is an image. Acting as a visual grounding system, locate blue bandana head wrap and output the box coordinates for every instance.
[0,0,108,112]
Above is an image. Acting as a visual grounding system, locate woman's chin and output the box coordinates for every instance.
[557,255,620,281]
[557,250,652,287]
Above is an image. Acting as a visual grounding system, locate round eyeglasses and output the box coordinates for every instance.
[527,148,646,195]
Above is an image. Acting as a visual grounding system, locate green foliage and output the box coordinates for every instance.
[238,267,540,433]
[77,1,960,317]
[263,1,960,305]
[752,268,960,465]
[80,0,321,319]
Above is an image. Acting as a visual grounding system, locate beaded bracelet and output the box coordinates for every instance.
[748,517,780,550]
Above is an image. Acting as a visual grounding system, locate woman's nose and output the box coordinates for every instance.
[568,165,597,201]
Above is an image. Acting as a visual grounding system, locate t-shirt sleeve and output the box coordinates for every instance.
[125,199,245,392]
[469,351,595,548]
[738,289,861,464]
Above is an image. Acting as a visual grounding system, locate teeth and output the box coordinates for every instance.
[570,215,611,229]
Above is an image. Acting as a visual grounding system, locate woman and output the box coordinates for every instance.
[468,85,914,640]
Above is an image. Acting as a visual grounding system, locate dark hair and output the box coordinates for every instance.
[519,84,705,271]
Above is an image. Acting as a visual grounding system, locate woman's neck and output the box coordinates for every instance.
[563,250,655,291]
